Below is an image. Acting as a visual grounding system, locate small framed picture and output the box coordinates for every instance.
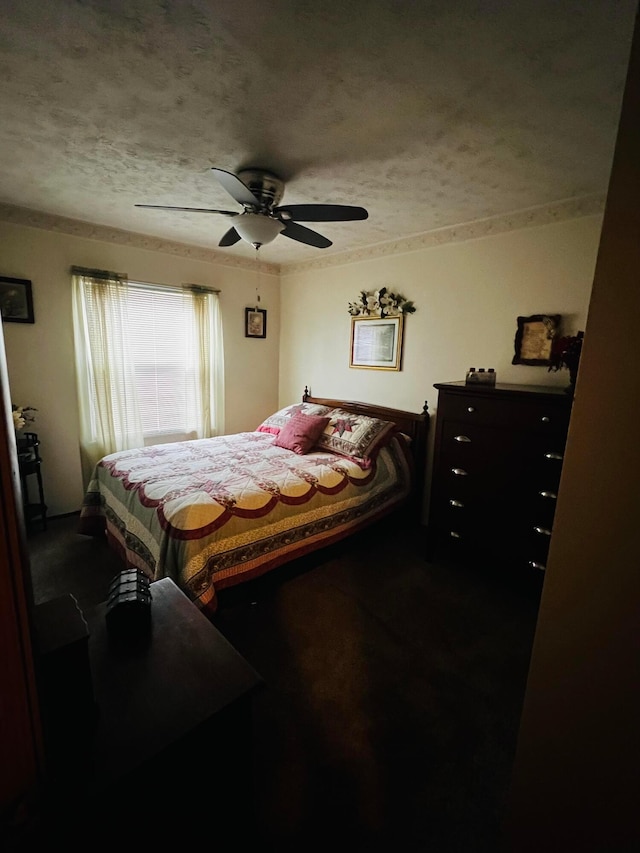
[245,307,267,338]
[350,315,404,370]
[0,277,35,324]
[512,314,560,366]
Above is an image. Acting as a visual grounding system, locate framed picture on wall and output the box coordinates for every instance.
[0,277,35,324]
[245,307,267,338]
[512,314,560,366]
[350,315,404,370]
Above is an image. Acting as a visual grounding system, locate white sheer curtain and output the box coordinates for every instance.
[72,269,225,490]
[189,287,225,439]
[72,268,145,488]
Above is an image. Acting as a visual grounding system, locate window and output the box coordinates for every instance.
[126,285,205,443]
[72,268,224,487]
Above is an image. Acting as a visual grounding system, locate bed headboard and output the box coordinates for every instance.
[302,386,430,519]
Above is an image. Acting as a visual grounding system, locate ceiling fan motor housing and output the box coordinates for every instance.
[237,169,285,210]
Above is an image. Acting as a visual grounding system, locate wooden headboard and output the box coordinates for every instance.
[302,387,430,518]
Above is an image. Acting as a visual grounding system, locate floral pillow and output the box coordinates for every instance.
[273,412,331,455]
[256,402,333,435]
[315,409,397,468]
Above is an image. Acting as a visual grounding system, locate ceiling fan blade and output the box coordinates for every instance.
[274,204,368,222]
[281,222,332,248]
[211,168,262,208]
[135,204,238,216]
[219,227,242,247]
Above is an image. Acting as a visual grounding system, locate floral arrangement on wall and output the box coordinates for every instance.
[548,331,584,376]
[347,287,416,318]
[548,330,584,396]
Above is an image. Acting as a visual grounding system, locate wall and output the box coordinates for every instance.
[0,322,43,821]
[0,221,280,516]
[506,4,640,847]
[279,216,601,412]
[278,215,602,510]
[2,212,603,519]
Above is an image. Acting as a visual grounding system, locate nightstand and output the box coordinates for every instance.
[17,431,47,531]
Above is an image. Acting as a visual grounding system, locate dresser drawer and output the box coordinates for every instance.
[437,421,500,476]
[437,421,557,495]
[437,393,571,435]
[523,524,555,570]
[527,488,560,529]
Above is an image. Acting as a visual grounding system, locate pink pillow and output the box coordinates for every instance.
[256,402,333,435]
[273,412,331,455]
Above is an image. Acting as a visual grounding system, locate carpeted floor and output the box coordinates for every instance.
[25,513,542,852]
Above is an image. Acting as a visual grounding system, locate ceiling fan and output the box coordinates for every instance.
[135,167,368,250]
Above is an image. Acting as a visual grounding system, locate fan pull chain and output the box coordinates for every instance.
[255,246,261,309]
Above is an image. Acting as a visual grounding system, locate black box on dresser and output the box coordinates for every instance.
[426,381,573,576]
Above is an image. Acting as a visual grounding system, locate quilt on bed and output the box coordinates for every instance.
[78,430,411,611]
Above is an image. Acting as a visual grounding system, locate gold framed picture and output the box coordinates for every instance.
[350,315,404,371]
[512,314,560,366]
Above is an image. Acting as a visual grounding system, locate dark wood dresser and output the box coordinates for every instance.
[426,381,573,575]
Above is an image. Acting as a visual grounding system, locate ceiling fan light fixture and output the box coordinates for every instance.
[234,213,285,247]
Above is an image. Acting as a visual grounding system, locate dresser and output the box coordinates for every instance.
[426,382,572,574]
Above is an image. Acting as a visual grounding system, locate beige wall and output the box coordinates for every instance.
[278,215,602,512]
[0,221,280,515]
[279,216,601,413]
[2,212,602,518]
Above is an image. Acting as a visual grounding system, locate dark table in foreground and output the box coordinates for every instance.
[38,577,264,844]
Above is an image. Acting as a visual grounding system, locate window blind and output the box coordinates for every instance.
[126,285,202,442]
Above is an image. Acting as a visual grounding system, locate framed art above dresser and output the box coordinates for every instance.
[426,381,573,576]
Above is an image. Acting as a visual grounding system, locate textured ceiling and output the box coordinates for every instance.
[0,0,637,267]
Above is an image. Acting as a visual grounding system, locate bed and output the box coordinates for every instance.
[78,389,430,613]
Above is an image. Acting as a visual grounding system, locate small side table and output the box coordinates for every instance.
[35,578,265,844]
[17,431,47,531]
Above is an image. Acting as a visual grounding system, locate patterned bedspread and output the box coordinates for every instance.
[79,430,411,611]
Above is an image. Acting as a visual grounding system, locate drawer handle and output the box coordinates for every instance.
[451,468,468,476]
[541,416,550,423]
[454,435,471,443]
[467,406,476,413]
[529,561,546,571]
[449,499,464,507]
[534,526,552,536]
[450,531,461,539]
[539,490,557,500]
[544,452,563,460]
